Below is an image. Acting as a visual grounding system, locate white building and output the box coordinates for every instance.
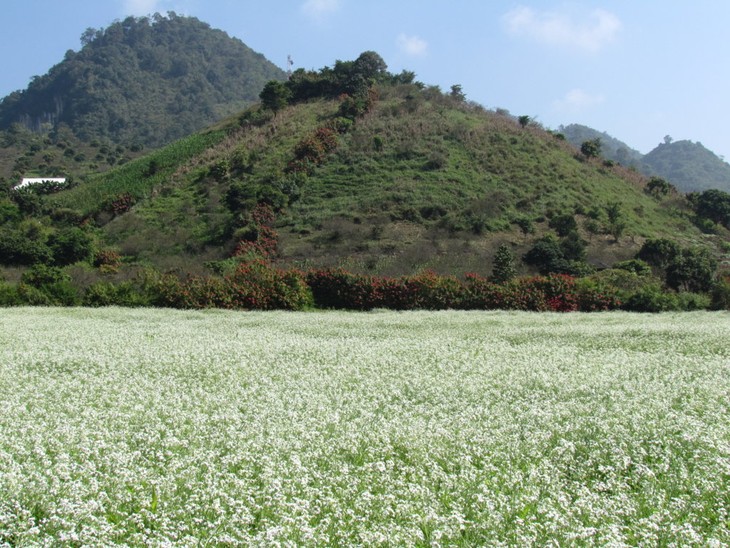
[14,177,67,189]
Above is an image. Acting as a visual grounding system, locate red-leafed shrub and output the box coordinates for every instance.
[467,273,595,312]
[463,274,509,310]
[313,127,338,153]
[399,270,464,310]
[233,224,279,259]
[371,276,412,310]
[94,249,122,273]
[147,264,623,313]
[147,260,312,311]
[107,193,135,215]
[524,274,579,312]
[226,260,312,310]
[287,126,339,174]
[464,274,544,310]
[307,269,466,311]
[232,204,279,260]
[308,269,600,312]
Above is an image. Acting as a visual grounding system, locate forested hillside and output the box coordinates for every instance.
[642,139,730,193]
[0,13,284,148]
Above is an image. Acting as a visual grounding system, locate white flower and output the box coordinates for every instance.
[0,308,727,544]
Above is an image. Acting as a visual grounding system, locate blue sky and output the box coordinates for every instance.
[2,1,729,160]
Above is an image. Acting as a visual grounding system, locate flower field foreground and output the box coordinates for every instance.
[0,308,728,546]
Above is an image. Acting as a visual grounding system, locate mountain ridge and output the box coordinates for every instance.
[560,123,730,193]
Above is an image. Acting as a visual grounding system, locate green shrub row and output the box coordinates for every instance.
[146,260,312,310]
[1,264,727,311]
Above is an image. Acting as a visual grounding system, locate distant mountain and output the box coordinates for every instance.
[641,140,730,194]
[0,13,285,149]
[560,124,730,193]
[559,124,643,167]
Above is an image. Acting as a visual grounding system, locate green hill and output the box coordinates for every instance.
[0,12,284,176]
[1,52,728,301]
[559,124,643,167]
[560,125,730,194]
[642,140,730,193]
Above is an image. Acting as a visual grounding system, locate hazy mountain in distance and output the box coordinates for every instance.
[559,124,643,167]
[641,139,730,193]
[560,124,730,193]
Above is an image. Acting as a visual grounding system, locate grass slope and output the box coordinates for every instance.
[50,129,227,215]
[33,84,723,276]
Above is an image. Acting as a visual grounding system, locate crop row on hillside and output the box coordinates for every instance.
[47,129,227,215]
[0,308,728,545]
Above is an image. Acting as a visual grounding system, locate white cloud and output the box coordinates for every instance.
[397,34,428,56]
[301,0,341,22]
[553,88,605,113]
[124,0,161,16]
[503,6,621,53]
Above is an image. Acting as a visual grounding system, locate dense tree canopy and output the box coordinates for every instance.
[259,81,291,115]
[689,189,730,228]
[0,13,285,148]
[268,51,390,107]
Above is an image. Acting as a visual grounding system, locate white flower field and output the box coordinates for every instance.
[0,307,728,546]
